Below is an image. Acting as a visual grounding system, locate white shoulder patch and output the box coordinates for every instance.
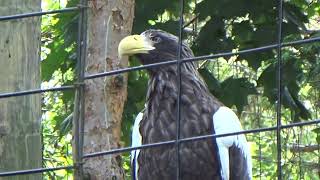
[131,112,143,180]
[212,106,252,180]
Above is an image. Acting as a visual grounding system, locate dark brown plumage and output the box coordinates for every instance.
[119,29,252,180]
[136,30,222,179]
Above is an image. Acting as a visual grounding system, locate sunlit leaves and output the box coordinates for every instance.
[220,77,257,113]
[121,0,320,178]
[198,68,222,95]
[258,52,311,121]
[193,17,235,55]
[312,127,320,144]
[39,0,320,179]
[199,68,257,113]
[41,0,78,179]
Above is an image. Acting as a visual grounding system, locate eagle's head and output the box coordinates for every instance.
[118,29,194,65]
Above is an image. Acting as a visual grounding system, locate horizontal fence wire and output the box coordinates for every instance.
[1,118,319,177]
[84,36,320,79]
[0,5,82,178]
[0,36,319,98]
[0,166,74,177]
[0,85,75,99]
[0,6,85,21]
[83,119,320,158]
[0,2,320,178]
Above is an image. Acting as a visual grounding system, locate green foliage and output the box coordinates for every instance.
[122,58,148,146]
[41,1,78,82]
[127,0,317,125]
[258,53,311,121]
[41,0,78,179]
[219,77,257,113]
[122,0,320,179]
[199,68,257,113]
[40,0,320,179]
[313,127,320,144]
[133,0,194,35]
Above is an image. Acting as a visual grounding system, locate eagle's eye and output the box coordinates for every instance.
[150,35,162,43]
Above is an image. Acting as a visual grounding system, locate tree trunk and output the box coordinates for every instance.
[83,0,134,179]
[0,1,42,180]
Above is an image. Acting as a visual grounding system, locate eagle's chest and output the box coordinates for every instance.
[137,74,222,180]
[141,83,215,142]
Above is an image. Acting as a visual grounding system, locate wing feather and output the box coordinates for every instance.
[212,106,252,180]
[131,112,143,180]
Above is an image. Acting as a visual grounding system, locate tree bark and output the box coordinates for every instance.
[0,0,42,180]
[83,0,134,179]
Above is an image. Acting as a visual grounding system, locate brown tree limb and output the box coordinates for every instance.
[289,144,320,153]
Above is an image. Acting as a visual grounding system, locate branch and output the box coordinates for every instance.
[283,8,320,35]
[252,155,320,171]
[289,144,320,153]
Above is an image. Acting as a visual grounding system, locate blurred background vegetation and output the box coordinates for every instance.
[41,0,320,179]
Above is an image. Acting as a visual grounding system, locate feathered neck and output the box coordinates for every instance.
[145,62,222,110]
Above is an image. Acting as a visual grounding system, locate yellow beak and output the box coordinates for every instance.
[118,35,155,58]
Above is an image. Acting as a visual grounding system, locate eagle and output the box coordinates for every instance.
[118,29,252,180]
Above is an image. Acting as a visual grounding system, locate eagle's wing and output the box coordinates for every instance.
[131,107,252,180]
[213,106,252,180]
[131,112,143,180]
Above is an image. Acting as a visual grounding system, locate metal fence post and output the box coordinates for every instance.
[73,0,88,179]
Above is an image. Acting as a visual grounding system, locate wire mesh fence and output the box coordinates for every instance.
[0,0,319,179]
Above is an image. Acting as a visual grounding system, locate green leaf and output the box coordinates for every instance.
[220,77,257,113]
[199,67,257,113]
[312,128,320,144]
[192,17,235,56]
[58,113,73,138]
[257,55,311,121]
[198,68,222,96]
[121,57,149,146]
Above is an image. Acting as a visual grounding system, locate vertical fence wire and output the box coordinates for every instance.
[256,88,262,180]
[317,91,320,179]
[258,105,262,180]
[0,0,320,178]
[176,0,185,179]
[73,0,87,179]
[298,127,302,179]
[79,0,88,175]
[276,0,284,179]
